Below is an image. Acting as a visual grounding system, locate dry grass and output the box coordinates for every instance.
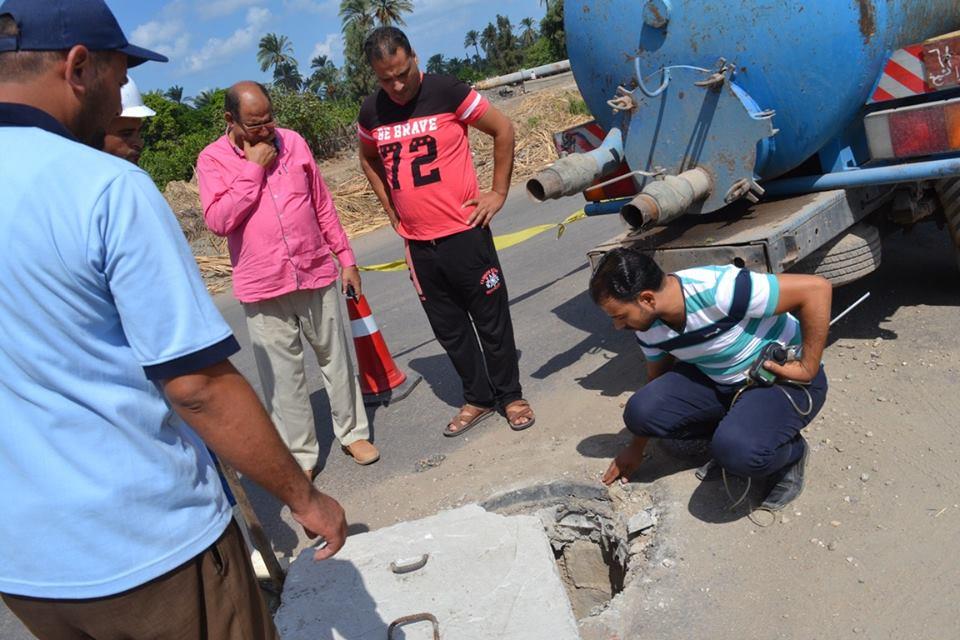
[164,86,593,293]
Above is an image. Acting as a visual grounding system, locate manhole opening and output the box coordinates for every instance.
[482,482,656,622]
[544,504,628,619]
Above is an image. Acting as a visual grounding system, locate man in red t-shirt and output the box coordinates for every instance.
[358,26,535,437]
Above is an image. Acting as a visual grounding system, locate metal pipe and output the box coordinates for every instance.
[764,157,960,197]
[473,60,571,90]
[620,168,713,229]
[526,127,624,202]
[584,198,634,216]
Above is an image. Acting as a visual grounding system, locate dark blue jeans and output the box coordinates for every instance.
[624,363,828,478]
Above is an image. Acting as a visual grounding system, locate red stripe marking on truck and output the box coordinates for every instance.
[885,59,927,95]
[872,86,895,102]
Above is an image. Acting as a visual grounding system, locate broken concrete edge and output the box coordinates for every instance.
[477,479,671,635]
[574,484,683,639]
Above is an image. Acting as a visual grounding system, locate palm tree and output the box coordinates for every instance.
[308,54,339,96]
[273,60,303,92]
[519,17,538,47]
[370,0,413,27]
[164,85,184,104]
[426,53,445,74]
[480,23,497,62]
[339,0,374,34]
[464,30,480,60]
[257,33,295,75]
[192,89,218,110]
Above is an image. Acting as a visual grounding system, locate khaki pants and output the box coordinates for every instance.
[3,521,278,640]
[244,285,369,470]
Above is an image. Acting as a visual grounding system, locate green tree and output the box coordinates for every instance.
[339,0,375,100]
[139,90,225,188]
[522,36,554,68]
[308,54,340,97]
[339,0,374,34]
[192,89,219,110]
[370,0,413,27]
[257,33,295,75]
[464,29,480,62]
[273,60,303,91]
[519,17,538,47]
[164,85,184,104]
[540,0,567,60]
[426,53,445,74]
[269,88,361,157]
[480,23,497,62]
[494,14,522,73]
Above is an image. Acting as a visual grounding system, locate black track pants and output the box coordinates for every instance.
[407,226,522,408]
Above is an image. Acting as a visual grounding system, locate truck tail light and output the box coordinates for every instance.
[865,97,960,160]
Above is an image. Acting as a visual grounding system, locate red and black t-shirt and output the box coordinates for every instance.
[358,73,490,241]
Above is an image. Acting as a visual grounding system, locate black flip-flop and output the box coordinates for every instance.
[443,406,494,437]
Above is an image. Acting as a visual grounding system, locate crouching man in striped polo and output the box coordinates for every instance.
[590,248,832,511]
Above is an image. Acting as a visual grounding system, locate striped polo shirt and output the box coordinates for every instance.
[637,266,801,384]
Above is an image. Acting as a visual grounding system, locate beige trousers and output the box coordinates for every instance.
[244,285,369,470]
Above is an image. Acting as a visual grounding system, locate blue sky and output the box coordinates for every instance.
[111,0,546,97]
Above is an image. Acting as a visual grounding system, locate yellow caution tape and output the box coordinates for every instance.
[359,210,587,273]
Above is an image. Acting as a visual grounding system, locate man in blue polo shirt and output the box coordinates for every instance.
[0,1,346,638]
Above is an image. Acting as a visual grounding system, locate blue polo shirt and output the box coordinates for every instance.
[0,104,239,599]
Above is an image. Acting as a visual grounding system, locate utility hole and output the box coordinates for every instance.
[481,481,658,622]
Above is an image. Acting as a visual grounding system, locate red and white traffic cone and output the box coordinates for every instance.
[346,294,422,405]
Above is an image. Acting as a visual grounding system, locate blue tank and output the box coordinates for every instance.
[565,0,960,209]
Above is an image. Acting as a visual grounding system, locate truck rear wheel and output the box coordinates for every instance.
[790,222,881,286]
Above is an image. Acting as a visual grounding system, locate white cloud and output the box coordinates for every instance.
[310,33,342,62]
[197,0,262,19]
[182,7,273,74]
[414,0,483,17]
[130,3,191,60]
[283,0,338,13]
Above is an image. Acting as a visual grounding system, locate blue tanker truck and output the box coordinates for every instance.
[527,0,960,284]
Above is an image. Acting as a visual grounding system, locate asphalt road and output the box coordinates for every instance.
[219,188,623,556]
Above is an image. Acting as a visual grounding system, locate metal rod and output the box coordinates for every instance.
[763,157,960,197]
[829,292,871,327]
[218,461,287,591]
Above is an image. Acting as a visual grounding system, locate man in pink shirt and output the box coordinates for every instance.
[198,81,379,477]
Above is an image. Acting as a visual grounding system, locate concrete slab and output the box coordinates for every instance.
[275,504,580,640]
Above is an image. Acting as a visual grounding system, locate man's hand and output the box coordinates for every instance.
[463,190,507,227]
[290,489,348,560]
[601,436,649,486]
[763,357,820,383]
[341,265,362,299]
[243,139,277,168]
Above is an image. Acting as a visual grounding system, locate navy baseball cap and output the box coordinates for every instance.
[0,0,168,67]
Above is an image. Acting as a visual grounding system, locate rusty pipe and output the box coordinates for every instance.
[620,168,713,229]
[526,127,623,202]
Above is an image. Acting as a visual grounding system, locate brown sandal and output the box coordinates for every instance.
[443,404,494,437]
[504,399,536,431]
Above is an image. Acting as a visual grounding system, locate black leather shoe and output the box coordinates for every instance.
[761,440,808,511]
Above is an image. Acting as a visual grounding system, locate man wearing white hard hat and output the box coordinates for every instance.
[103,76,155,165]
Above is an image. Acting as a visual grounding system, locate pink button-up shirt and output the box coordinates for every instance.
[197,128,356,303]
